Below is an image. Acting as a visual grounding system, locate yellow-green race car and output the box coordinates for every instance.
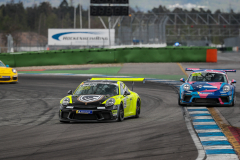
[59,78,144,122]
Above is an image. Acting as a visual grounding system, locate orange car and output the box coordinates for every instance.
[0,60,18,83]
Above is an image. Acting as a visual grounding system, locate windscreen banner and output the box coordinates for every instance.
[48,29,115,46]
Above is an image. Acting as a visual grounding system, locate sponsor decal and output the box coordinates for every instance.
[48,29,115,46]
[198,92,214,95]
[82,83,97,86]
[1,76,10,78]
[198,85,202,88]
[124,98,127,108]
[112,110,118,116]
[97,107,106,110]
[52,32,103,41]
[192,73,202,76]
[66,106,74,109]
[203,86,218,88]
[76,110,93,114]
[78,95,104,103]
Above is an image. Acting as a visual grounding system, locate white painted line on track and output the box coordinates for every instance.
[200,136,228,141]
[192,116,213,119]
[183,107,206,160]
[193,122,217,125]
[188,107,208,109]
[204,146,234,150]
[196,129,222,133]
[206,154,239,160]
[189,111,211,114]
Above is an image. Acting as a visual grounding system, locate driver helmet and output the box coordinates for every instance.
[213,74,223,82]
[105,85,117,94]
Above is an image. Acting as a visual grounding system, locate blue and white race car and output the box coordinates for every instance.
[178,68,237,106]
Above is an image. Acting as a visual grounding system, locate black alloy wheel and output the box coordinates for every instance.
[118,105,124,122]
[231,94,236,107]
[60,120,70,123]
[135,100,140,118]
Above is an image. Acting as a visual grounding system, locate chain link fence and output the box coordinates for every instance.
[224,36,240,47]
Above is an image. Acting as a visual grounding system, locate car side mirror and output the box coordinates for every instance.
[231,79,237,84]
[124,91,130,96]
[180,78,185,82]
[68,90,73,95]
[6,65,9,67]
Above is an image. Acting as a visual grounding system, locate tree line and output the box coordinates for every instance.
[0,1,239,46]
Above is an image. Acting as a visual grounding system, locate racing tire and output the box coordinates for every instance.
[135,100,140,118]
[118,105,124,122]
[231,94,236,107]
[178,94,185,106]
[60,120,70,123]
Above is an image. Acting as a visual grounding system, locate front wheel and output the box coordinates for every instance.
[118,105,124,122]
[231,94,236,107]
[178,94,184,106]
[135,100,140,118]
[60,120,70,123]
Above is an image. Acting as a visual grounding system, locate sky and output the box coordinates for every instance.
[0,0,240,13]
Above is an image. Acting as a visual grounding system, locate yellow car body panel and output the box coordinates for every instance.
[0,61,18,83]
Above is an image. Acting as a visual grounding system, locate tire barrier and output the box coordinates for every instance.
[206,49,218,62]
[0,47,217,67]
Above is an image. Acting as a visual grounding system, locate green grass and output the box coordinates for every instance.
[19,67,122,75]
[19,67,187,80]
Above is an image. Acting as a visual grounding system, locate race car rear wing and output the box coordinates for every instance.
[90,78,145,91]
[185,68,236,72]
[90,78,145,82]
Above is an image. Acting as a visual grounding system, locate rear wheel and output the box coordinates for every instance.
[118,105,124,122]
[135,100,140,118]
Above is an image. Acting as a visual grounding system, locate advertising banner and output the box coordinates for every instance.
[48,29,115,46]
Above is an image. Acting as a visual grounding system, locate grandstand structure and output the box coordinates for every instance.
[116,13,240,45]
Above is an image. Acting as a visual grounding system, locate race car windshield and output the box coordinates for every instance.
[74,83,119,96]
[188,72,227,83]
[0,61,5,67]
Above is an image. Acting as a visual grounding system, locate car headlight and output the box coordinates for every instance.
[12,69,17,73]
[105,98,115,107]
[223,85,230,92]
[62,97,70,105]
[183,84,190,91]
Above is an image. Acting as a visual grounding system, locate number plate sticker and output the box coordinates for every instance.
[76,110,93,114]
[2,76,10,78]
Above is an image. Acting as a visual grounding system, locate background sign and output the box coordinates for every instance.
[48,29,115,46]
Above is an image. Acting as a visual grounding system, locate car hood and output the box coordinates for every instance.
[71,95,111,105]
[0,67,12,74]
[188,82,225,92]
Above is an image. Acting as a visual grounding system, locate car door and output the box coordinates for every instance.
[122,83,133,117]
[125,84,135,115]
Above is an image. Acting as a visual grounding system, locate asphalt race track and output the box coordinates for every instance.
[0,75,198,160]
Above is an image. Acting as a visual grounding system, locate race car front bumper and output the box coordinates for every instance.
[0,75,18,83]
[59,108,119,122]
[181,92,233,106]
